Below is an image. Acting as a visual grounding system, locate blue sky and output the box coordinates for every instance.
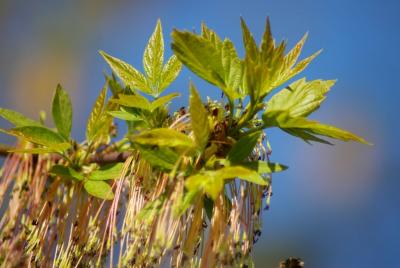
[0,0,399,266]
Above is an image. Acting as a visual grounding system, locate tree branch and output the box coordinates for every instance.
[0,144,131,165]
[0,144,13,158]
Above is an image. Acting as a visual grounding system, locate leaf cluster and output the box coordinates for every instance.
[0,18,369,204]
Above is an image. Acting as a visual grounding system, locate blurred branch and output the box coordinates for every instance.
[0,145,130,165]
[0,144,13,157]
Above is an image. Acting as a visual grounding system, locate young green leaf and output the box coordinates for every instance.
[275,50,321,88]
[86,86,114,145]
[266,78,335,117]
[189,83,210,151]
[213,166,268,186]
[282,33,308,71]
[110,94,151,110]
[221,39,243,98]
[0,107,40,127]
[185,173,223,200]
[52,84,73,140]
[150,93,180,111]
[185,166,268,200]
[107,110,144,121]
[49,165,84,181]
[9,126,70,150]
[135,144,180,171]
[172,27,242,101]
[240,17,293,98]
[240,161,288,174]
[159,55,182,92]
[171,30,225,89]
[143,19,164,94]
[227,131,261,164]
[88,163,124,181]
[240,17,259,62]
[260,17,274,62]
[84,180,114,200]
[283,128,333,145]
[263,110,370,144]
[100,50,151,94]
[105,73,124,96]
[132,128,195,149]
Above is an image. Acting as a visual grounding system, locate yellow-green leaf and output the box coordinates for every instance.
[52,84,73,140]
[86,86,107,143]
[143,19,164,94]
[185,165,267,200]
[266,78,336,117]
[132,128,195,149]
[110,94,151,110]
[0,107,40,127]
[275,50,321,87]
[221,39,243,99]
[9,126,70,150]
[100,50,151,94]
[185,173,223,200]
[240,17,259,62]
[171,30,225,89]
[214,166,267,186]
[189,83,210,150]
[172,27,242,101]
[159,55,182,93]
[260,17,275,62]
[89,163,124,181]
[49,165,84,181]
[84,180,114,200]
[240,161,288,174]
[283,32,308,71]
[107,109,143,121]
[227,131,261,164]
[135,144,180,171]
[150,93,180,111]
[263,111,370,145]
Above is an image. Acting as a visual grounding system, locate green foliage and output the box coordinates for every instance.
[189,83,210,151]
[135,144,179,171]
[83,180,114,200]
[100,20,182,97]
[0,108,40,127]
[52,84,73,140]
[107,109,143,121]
[132,128,195,150]
[111,92,180,112]
[0,17,369,205]
[49,165,84,181]
[186,166,267,200]
[263,110,369,144]
[86,86,114,145]
[0,17,371,267]
[110,93,152,110]
[266,78,335,117]
[99,51,151,94]
[88,163,124,180]
[171,24,242,101]
[227,131,261,164]
[241,161,288,174]
[8,126,70,151]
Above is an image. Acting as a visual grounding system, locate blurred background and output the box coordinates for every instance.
[0,0,398,267]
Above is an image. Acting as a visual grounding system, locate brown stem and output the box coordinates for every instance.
[0,144,13,158]
[0,145,131,165]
